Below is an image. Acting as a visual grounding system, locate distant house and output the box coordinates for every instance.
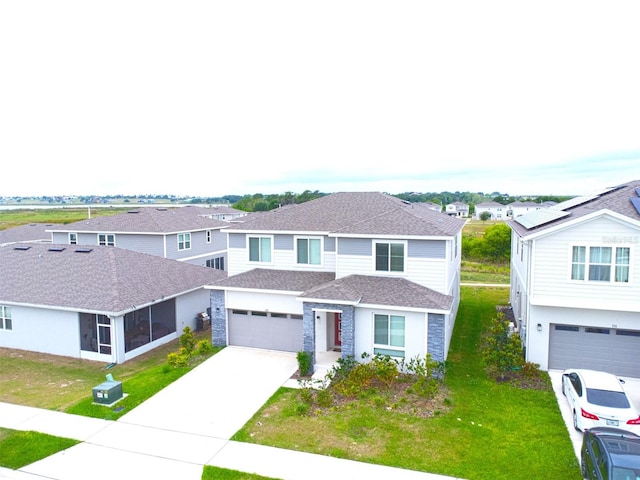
[474,201,507,220]
[423,201,443,212]
[0,243,226,363]
[507,201,543,219]
[508,180,640,377]
[445,202,469,217]
[49,206,230,270]
[208,192,465,372]
[198,205,248,222]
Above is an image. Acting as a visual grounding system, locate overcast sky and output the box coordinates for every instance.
[1,1,639,198]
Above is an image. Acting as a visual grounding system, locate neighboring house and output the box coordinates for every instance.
[0,243,227,363]
[199,205,248,222]
[507,201,544,219]
[475,201,508,220]
[508,180,640,377]
[423,201,443,212]
[445,202,469,217]
[0,223,53,246]
[49,206,230,270]
[208,192,465,371]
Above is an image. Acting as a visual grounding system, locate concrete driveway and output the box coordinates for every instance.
[549,370,640,461]
[117,346,298,438]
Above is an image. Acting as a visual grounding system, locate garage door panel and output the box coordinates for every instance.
[229,312,302,352]
[549,324,640,377]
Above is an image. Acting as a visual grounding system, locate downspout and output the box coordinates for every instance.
[524,237,534,361]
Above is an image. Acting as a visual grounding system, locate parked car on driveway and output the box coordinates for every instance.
[581,427,640,480]
[562,369,640,435]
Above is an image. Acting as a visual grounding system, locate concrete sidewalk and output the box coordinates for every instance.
[0,346,466,480]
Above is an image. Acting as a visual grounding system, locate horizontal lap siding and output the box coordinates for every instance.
[532,217,640,308]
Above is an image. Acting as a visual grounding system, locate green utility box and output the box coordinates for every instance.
[92,380,123,405]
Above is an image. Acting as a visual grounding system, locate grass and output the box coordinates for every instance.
[460,260,510,284]
[0,428,79,469]
[0,329,217,419]
[0,207,128,230]
[202,466,279,480]
[232,287,581,480]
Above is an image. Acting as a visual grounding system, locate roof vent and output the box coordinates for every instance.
[48,246,66,252]
[75,248,93,253]
[127,210,141,214]
[13,245,31,251]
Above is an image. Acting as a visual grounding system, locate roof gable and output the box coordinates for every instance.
[509,180,640,238]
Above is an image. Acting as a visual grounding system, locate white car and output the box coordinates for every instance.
[562,369,640,435]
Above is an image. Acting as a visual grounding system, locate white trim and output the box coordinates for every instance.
[247,234,274,264]
[294,235,324,267]
[372,239,407,274]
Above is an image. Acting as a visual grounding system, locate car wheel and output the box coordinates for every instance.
[573,410,581,432]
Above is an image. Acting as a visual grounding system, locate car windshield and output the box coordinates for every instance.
[586,388,631,408]
[611,466,640,480]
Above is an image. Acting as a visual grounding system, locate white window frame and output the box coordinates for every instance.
[178,232,192,251]
[69,233,78,245]
[295,236,323,266]
[373,313,405,358]
[569,244,632,284]
[373,240,406,273]
[0,305,12,330]
[98,233,115,246]
[248,236,273,263]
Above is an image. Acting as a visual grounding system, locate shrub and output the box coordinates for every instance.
[195,339,213,355]
[296,351,313,377]
[179,326,196,354]
[483,312,523,379]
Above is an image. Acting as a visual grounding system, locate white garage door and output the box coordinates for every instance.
[549,324,640,377]
[228,310,303,352]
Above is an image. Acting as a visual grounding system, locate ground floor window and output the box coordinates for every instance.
[124,298,176,352]
[0,306,12,330]
[373,314,405,357]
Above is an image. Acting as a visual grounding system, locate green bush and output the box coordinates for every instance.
[196,339,213,355]
[296,351,313,377]
[179,326,196,354]
[482,312,523,379]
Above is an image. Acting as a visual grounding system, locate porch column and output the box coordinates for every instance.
[210,290,227,347]
[340,305,355,360]
[302,303,316,372]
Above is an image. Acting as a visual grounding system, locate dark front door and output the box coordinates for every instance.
[334,313,342,346]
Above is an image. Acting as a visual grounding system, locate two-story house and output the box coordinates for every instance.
[508,180,640,377]
[507,201,544,219]
[445,202,469,218]
[474,201,507,220]
[49,206,230,270]
[208,192,465,371]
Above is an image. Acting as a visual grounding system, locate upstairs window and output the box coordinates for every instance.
[69,233,78,245]
[249,236,272,263]
[571,246,630,283]
[206,230,212,243]
[98,234,115,246]
[297,238,321,265]
[375,242,404,272]
[0,306,12,330]
[178,233,191,251]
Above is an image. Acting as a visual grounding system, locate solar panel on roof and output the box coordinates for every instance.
[13,245,31,251]
[551,185,626,212]
[514,209,571,229]
[636,188,640,197]
[74,248,93,253]
[48,246,66,252]
[631,197,640,216]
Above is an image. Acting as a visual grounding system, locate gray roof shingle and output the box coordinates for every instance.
[213,268,453,311]
[223,192,464,237]
[48,206,229,234]
[509,179,640,237]
[1,243,227,314]
[0,223,54,246]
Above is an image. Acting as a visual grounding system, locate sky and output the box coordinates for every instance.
[1,1,639,198]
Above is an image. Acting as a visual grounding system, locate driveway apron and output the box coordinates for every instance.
[117,346,298,439]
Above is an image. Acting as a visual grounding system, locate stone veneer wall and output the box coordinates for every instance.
[427,313,445,362]
[210,290,227,347]
[302,302,355,372]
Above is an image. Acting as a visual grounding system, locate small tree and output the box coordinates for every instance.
[479,211,491,222]
[483,312,523,379]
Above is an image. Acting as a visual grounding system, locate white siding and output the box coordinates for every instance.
[226,290,302,315]
[531,216,640,311]
[0,306,80,357]
[354,308,427,360]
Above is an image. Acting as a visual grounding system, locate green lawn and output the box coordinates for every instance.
[0,428,79,469]
[232,287,580,480]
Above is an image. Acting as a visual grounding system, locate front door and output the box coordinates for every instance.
[334,313,342,347]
